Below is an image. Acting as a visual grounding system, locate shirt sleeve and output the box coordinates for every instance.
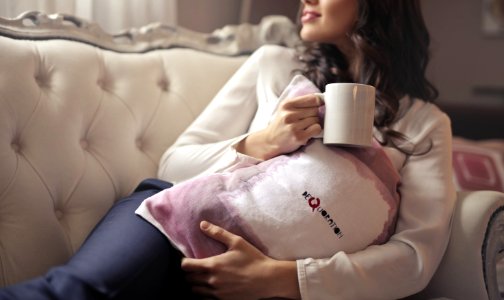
[156,47,268,184]
[296,103,457,300]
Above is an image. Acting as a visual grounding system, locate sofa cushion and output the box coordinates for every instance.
[452,137,504,192]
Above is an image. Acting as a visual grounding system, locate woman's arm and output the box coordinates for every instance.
[181,101,456,300]
[157,45,307,184]
[236,94,323,160]
[296,102,457,299]
[157,48,264,183]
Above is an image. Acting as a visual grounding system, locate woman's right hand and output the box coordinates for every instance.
[236,94,323,160]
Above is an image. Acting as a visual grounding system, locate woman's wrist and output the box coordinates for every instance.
[236,130,280,160]
[264,260,301,299]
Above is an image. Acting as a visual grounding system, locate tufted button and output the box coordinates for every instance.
[11,142,20,153]
[80,139,89,150]
[35,74,49,88]
[136,138,143,150]
[158,78,169,92]
[97,79,104,88]
[97,78,108,90]
[54,210,64,220]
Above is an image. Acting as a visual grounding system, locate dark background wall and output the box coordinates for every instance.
[2,0,503,108]
[180,0,504,109]
[423,0,504,107]
[177,0,299,32]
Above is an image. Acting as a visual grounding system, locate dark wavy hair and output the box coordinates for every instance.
[299,0,437,154]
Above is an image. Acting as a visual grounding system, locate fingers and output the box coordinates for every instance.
[304,122,323,137]
[282,107,320,124]
[181,221,239,273]
[281,94,323,109]
[292,117,322,142]
[289,116,319,132]
[278,94,322,126]
[199,220,237,247]
[182,258,219,300]
[181,257,210,273]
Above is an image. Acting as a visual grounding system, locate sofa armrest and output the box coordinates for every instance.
[416,190,504,300]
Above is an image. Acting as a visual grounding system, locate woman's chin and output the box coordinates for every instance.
[299,31,319,43]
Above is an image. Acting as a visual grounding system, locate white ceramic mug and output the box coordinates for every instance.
[316,83,376,147]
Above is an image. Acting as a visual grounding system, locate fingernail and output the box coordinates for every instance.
[200,220,210,230]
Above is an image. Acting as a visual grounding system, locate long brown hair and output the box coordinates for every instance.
[299,0,437,154]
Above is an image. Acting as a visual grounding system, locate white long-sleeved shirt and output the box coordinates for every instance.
[157,45,457,300]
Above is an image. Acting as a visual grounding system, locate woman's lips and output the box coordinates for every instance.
[301,11,321,23]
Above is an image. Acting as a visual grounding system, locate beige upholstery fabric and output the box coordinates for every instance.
[410,191,504,300]
[0,36,247,286]
[1,33,503,300]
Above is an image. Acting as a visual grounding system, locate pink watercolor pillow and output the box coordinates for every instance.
[136,75,401,260]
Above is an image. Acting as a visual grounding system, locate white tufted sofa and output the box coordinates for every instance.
[0,12,503,300]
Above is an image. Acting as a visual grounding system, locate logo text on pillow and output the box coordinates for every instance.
[302,191,344,238]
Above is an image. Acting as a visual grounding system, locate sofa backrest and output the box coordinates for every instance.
[0,36,246,284]
[0,12,298,286]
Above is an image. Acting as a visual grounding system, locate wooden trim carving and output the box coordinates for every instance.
[0,11,300,55]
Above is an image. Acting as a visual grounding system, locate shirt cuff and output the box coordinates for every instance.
[297,259,310,300]
[231,132,264,161]
[212,133,264,174]
[298,258,326,300]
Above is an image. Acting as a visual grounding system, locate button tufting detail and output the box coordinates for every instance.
[54,210,64,220]
[80,139,89,150]
[97,79,105,89]
[136,138,143,150]
[11,142,20,153]
[158,78,169,92]
[35,75,49,88]
[97,78,111,90]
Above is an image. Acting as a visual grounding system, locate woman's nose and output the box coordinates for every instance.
[301,0,317,4]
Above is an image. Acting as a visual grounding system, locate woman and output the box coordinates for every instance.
[163,1,456,299]
[0,0,456,299]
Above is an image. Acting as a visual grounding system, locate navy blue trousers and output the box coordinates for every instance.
[0,178,199,300]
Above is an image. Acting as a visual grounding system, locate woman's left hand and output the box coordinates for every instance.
[181,221,300,300]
